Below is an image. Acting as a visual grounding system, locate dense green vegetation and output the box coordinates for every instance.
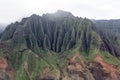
[1,10,97,53]
[95,20,120,56]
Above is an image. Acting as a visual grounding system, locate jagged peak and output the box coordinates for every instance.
[29,14,40,20]
[30,14,39,17]
[55,10,73,16]
[42,10,74,19]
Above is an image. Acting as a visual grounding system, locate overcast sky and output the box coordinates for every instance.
[0,0,120,24]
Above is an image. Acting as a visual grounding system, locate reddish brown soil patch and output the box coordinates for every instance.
[43,66,50,74]
[94,55,117,73]
[66,52,86,80]
[67,52,84,71]
[0,57,15,79]
[92,55,120,80]
[40,66,54,80]
[0,58,8,69]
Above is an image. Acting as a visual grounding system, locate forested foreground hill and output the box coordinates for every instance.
[0,10,120,80]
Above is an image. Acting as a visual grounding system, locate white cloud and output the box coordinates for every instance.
[0,0,120,24]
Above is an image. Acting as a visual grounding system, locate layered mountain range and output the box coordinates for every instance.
[0,10,120,80]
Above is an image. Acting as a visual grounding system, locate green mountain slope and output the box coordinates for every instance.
[94,20,120,56]
[0,10,120,80]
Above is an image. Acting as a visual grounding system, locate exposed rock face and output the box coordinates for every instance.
[89,55,120,80]
[0,58,8,69]
[0,57,14,80]
[58,53,120,80]
[66,53,85,80]
[0,58,7,80]
[0,25,6,33]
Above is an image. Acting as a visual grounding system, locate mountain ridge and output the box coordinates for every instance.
[0,10,120,80]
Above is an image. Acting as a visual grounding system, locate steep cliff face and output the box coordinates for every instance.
[0,11,120,80]
[94,20,120,56]
[0,25,6,38]
[0,25,6,33]
[1,10,101,53]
